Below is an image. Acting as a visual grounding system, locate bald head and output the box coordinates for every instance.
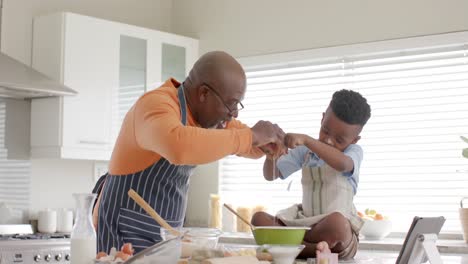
[187,51,246,94]
[183,51,247,129]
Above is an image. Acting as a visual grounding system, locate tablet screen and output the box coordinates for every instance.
[396,216,445,264]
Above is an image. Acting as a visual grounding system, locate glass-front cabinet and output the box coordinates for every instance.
[161,43,187,82]
[113,31,197,147]
[31,12,198,160]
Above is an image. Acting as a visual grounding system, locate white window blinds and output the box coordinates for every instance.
[219,42,468,233]
[0,100,31,211]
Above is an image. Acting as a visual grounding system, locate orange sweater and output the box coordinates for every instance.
[109,78,264,175]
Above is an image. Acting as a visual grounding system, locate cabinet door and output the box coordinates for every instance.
[161,38,198,83]
[111,35,148,145]
[61,14,118,151]
[146,32,199,90]
[112,31,198,142]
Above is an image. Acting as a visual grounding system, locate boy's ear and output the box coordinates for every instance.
[352,136,361,144]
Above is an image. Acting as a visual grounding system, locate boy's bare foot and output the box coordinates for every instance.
[316,241,331,256]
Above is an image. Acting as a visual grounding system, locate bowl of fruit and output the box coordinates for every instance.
[358,209,392,240]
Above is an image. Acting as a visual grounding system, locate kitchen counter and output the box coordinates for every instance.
[219,233,468,263]
[294,250,468,264]
[219,233,468,254]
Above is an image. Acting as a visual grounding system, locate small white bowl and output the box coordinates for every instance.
[360,219,392,240]
[261,244,305,264]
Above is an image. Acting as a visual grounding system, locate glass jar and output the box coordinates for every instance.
[208,194,222,229]
[70,193,96,264]
[160,227,221,259]
[236,206,253,233]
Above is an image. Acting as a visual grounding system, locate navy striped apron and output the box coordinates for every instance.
[97,84,196,253]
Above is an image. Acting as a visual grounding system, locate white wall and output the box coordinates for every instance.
[29,159,95,218]
[185,162,218,227]
[172,0,468,57]
[172,0,468,226]
[1,0,173,65]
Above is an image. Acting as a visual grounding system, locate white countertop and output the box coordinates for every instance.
[219,233,468,254]
[219,233,468,263]
[294,250,468,264]
[359,237,468,254]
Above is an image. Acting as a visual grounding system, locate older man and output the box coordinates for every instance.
[93,51,286,253]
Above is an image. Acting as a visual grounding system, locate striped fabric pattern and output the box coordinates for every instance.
[97,86,195,253]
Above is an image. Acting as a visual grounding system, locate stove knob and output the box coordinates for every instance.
[55,254,62,261]
[45,254,52,262]
[65,254,71,261]
[34,254,42,262]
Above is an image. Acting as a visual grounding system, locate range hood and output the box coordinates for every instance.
[0,0,76,99]
[0,52,77,99]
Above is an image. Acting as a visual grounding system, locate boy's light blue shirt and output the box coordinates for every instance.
[276,144,363,194]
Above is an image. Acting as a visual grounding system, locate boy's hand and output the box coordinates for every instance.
[284,133,309,148]
[316,241,331,255]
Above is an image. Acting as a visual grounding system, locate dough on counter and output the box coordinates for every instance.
[201,256,268,264]
[177,259,189,264]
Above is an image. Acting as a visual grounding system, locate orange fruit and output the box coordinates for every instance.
[121,243,134,255]
[374,213,384,220]
[357,211,364,218]
[96,252,107,259]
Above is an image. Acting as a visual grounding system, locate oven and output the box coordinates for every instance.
[0,230,70,264]
[0,239,70,264]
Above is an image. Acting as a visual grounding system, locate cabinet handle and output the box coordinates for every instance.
[79,140,111,145]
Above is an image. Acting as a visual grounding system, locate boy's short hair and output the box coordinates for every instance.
[330,89,371,126]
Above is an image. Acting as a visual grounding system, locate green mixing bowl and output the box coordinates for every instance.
[253,226,311,245]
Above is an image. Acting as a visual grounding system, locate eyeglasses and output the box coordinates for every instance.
[202,82,244,115]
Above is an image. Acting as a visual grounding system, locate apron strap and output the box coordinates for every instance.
[178,83,188,126]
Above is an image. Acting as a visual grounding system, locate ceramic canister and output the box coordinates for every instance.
[38,209,57,233]
[57,208,74,233]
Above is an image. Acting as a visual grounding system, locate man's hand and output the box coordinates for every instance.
[251,121,287,156]
[284,133,310,148]
[259,142,287,159]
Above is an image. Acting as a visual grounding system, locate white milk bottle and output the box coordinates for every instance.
[70,193,97,264]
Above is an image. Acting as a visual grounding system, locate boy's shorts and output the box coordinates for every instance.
[338,230,359,260]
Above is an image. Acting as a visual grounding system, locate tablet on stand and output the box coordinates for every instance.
[396,216,445,264]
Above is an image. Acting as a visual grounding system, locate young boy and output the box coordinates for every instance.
[253,89,371,260]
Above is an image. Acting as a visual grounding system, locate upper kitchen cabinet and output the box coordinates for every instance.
[31,12,199,160]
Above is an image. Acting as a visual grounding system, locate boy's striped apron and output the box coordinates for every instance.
[97,84,196,253]
[277,153,364,233]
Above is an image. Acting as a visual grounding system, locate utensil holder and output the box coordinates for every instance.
[460,197,468,243]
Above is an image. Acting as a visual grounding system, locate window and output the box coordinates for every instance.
[0,100,31,211]
[219,32,468,233]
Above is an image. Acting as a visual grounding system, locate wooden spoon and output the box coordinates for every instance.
[223,203,255,231]
[128,189,181,237]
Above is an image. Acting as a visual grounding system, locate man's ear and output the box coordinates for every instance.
[352,135,361,144]
[198,85,209,103]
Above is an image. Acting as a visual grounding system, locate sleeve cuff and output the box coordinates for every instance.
[236,127,253,154]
